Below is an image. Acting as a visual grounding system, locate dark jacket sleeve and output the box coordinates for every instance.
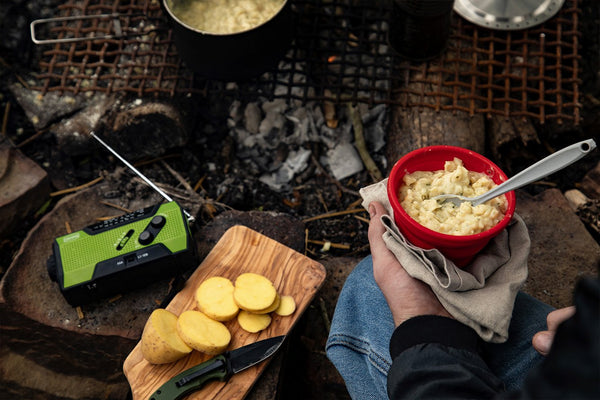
[387,315,504,399]
[387,277,600,400]
[502,277,600,399]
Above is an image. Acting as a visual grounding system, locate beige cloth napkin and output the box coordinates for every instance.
[361,179,529,343]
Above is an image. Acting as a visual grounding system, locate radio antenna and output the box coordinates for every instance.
[90,131,194,222]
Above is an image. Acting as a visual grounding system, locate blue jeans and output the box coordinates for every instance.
[325,256,554,399]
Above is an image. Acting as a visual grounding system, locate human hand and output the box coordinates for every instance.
[532,306,576,356]
[368,201,453,327]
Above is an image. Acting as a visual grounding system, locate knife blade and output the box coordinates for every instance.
[148,335,285,400]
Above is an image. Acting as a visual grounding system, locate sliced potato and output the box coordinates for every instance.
[237,310,272,333]
[233,273,277,312]
[141,308,192,364]
[275,295,296,316]
[254,294,281,314]
[176,310,231,355]
[195,276,239,321]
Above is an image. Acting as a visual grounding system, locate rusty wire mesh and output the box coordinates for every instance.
[31,0,582,124]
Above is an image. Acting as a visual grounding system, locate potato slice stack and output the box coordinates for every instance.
[140,272,296,365]
[232,273,276,333]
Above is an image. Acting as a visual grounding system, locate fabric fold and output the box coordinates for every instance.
[361,179,529,343]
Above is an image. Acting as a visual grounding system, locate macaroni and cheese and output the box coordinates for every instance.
[398,158,507,235]
[167,0,285,34]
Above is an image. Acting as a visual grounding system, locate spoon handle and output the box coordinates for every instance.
[473,139,597,205]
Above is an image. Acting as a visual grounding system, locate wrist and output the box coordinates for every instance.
[384,290,453,327]
[390,315,479,359]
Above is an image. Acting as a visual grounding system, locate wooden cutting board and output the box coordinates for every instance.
[123,225,326,400]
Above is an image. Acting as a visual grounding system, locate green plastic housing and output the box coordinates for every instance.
[48,201,198,305]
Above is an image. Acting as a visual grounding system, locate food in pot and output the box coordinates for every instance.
[398,158,507,235]
[166,0,286,34]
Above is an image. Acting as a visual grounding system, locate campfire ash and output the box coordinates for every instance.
[218,31,391,192]
[225,95,387,191]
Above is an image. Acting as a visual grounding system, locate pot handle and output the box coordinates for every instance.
[30,13,152,45]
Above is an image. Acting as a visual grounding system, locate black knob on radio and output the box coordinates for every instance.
[151,215,166,228]
[138,230,154,245]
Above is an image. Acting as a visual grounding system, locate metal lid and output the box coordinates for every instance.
[453,0,566,31]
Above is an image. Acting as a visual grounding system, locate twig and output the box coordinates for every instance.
[348,243,371,256]
[160,160,194,192]
[108,294,122,303]
[305,247,317,257]
[0,57,30,89]
[354,215,370,224]
[532,180,557,188]
[134,154,180,168]
[307,239,350,250]
[50,176,104,197]
[193,175,207,193]
[316,191,329,213]
[1,102,9,136]
[347,103,382,182]
[304,228,309,256]
[132,177,195,202]
[16,129,46,148]
[14,74,30,90]
[303,208,366,223]
[348,197,363,209]
[310,154,359,197]
[99,201,132,213]
[319,297,331,332]
[132,177,231,211]
[95,215,122,221]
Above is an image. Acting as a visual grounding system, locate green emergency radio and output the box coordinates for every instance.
[46,133,198,306]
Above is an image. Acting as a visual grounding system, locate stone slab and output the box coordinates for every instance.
[517,188,600,308]
[0,142,50,238]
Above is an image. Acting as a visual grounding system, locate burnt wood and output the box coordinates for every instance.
[386,105,485,166]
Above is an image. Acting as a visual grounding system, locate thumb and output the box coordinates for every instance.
[532,331,555,356]
[367,202,390,255]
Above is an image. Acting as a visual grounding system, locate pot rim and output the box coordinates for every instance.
[162,0,289,36]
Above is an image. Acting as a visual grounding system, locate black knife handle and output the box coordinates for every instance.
[149,355,231,400]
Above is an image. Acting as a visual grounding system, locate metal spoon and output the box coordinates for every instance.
[432,139,597,207]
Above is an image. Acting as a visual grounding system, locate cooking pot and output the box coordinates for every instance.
[162,0,293,81]
[30,0,294,81]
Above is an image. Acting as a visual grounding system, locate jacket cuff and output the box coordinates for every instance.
[390,315,480,359]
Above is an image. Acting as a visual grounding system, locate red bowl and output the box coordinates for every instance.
[387,145,516,266]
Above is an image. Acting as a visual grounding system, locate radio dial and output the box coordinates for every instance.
[151,215,166,228]
[138,230,154,245]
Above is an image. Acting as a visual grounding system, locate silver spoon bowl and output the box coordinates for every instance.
[432,139,597,207]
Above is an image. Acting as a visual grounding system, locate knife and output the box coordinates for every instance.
[148,335,285,400]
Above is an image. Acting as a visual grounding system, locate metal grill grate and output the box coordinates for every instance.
[31,0,582,124]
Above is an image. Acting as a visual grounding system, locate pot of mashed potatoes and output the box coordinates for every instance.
[398,158,508,236]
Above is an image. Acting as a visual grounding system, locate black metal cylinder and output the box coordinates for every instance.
[162,0,293,81]
[388,0,455,62]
